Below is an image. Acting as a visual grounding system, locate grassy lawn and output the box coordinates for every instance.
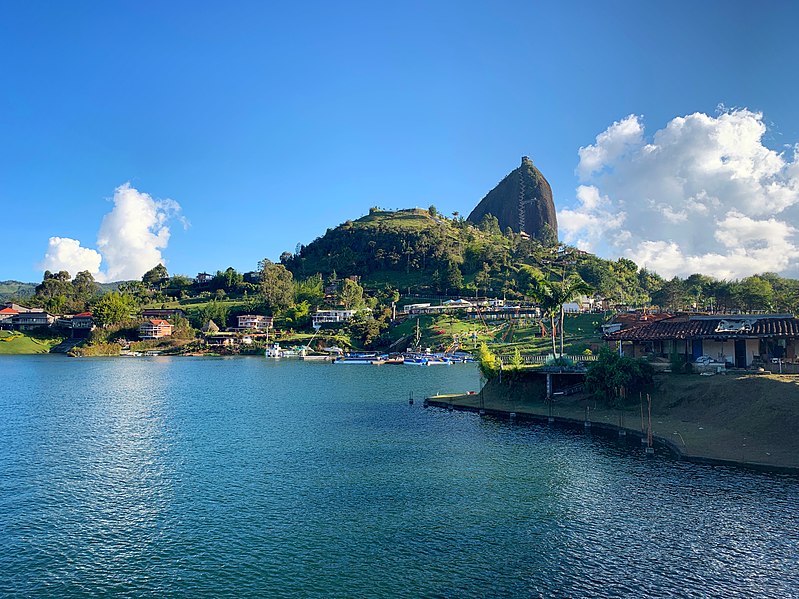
[390,311,610,355]
[0,330,64,354]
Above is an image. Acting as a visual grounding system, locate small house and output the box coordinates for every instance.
[139,319,173,340]
[206,335,236,347]
[0,307,18,329]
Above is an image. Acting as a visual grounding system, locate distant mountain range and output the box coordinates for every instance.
[0,280,124,302]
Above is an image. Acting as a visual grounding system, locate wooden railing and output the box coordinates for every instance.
[497,353,598,365]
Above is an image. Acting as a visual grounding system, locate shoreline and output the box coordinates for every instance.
[424,376,799,475]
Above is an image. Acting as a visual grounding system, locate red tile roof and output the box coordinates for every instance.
[148,319,171,326]
[0,308,18,314]
[74,312,93,318]
[604,315,799,341]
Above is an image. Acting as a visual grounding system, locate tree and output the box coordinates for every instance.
[428,205,438,217]
[538,222,558,247]
[478,214,501,236]
[477,342,500,380]
[553,274,592,356]
[585,346,654,407]
[72,271,100,300]
[198,300,229,329]
[735,276,774,311]
[294,274,325,306]
[92,293,136,327]
[339,278,364,310]
[684,273,714,309]
[445,262,463,294]
[259,259,294,313]
[474,262,491,296]
[142,264,168,287]
[651,277,689,312]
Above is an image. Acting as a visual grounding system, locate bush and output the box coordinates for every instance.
[477,342,500,380]
[586,346,654,407]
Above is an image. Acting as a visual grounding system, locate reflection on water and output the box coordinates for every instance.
[0,356,797,597]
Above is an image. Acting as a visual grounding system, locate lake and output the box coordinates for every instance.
[0,356,797,597]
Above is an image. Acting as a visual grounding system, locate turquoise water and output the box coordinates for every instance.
[0,356,797,597]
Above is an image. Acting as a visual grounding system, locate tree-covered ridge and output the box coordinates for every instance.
[280,206,799,313]
[8,208,799,326]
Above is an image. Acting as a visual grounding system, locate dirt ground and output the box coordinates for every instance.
[435,372,799,469]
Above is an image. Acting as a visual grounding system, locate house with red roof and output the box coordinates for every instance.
[0,307,18,329]
[603,314,799,369]
[138,319,173,340]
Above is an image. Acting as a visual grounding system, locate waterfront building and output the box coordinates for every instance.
[139,319,173,340]
[0,307,18,329]
[603,314,799,370]
[237,314,273,331]
[312,309,358,327]
[12,311,55,330]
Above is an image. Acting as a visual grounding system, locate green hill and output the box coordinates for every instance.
[284,207,521,292]
[0,280,36,301]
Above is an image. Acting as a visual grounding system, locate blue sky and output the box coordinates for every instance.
[2,1,799,282]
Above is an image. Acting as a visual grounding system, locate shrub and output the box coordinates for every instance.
[586,346,654,407]
[477,342,500,380]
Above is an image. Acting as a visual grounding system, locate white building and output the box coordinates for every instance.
[312,309,358,327]
[237,314,273,331]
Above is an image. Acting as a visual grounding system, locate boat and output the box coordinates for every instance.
[425,357,452,365]
[403,355,429,366]
[301,354,331,361]
[334,352,379,364]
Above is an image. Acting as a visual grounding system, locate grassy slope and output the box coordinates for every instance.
[0,330,64,354]
[390,312,610,354]
[0,280,36,301]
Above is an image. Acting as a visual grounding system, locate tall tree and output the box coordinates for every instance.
[259,259,294,313]
[92,293,136,327]
[142,264,169,287]
[72,271,100,301]
[552,274,592,356]
[445,262,463,294]
[338,278,364,310]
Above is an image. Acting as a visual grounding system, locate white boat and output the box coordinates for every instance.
[334,353,379,364]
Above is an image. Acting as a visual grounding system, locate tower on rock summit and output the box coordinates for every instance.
[467,156,558,241]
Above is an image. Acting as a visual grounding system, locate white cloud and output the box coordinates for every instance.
[40,237,102,275]
[40,183,183,282]
[577,115,644,179]
[558,109,799,279]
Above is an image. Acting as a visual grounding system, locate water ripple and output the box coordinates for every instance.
[0,356,797,597]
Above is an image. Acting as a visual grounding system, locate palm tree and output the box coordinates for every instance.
[551,274,593,356]
[517,265,558,356]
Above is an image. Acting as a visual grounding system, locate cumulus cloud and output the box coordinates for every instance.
[41,237,103,275]
[558,109,799,279]
[40,184,183,282]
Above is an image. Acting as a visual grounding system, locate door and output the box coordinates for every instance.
[691,339,703,361]
[734,339,747,368]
